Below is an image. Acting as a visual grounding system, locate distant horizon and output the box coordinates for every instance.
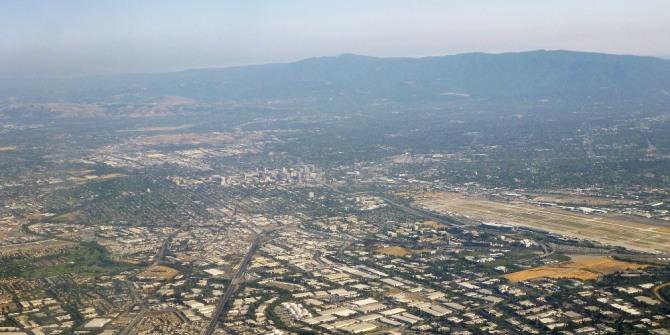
[156,48,670,74]
[2,48,669,82]
[2,1,669,79]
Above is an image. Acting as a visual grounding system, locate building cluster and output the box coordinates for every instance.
[0,274,134,335]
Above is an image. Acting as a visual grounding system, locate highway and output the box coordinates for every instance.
[321,183,462,227]
[119,220,189,334]
[119,280,148,335]
[202,231,267,335]
[379,195,462,227]
[153,222,189,266]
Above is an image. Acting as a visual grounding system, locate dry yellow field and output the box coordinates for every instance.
[69,173,126,185]
[39,103,107,117]
[505,267,599,281]
[422,220,446,229]
[570,255,648,273]
[139,133,235,146]
[416,194,670,253]
[138,265,180,281]
[375,246,409,256]
[54,211,80,222]
[100,173,125,179]
[532,195,629,206]
[117,124,196,132]
[0,239,77,257]
[504,256,647,282]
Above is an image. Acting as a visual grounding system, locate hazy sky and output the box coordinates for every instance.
[2,0,669,78]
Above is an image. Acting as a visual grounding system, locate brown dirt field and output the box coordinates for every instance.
[422,220,445,229]
[117,124,196,132]
[138,265,180,281]
[99,173,125,180]
[139,133,235,146]
[54,211,80,222]
[383,287,402,296]
[375,246,408,256]
[503,256,647,282]
[547,269,599,280]
[504,267,598,281]
[42,103,107,117]
[70,173,125,184]
[68,170,96,175]
[576,258,648,274]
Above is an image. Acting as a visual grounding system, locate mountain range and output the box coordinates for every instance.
[3,50,670,105]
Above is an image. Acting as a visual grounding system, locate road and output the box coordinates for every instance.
[119,280,148,335]
[654,282,670,305]
[119,219,189,334]
[538,242,555,258]
[153,222,189,266]
[321,183,460,227]
[379,195,461,226]
[202,231,267,335]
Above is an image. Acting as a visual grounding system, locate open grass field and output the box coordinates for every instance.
[503,255,648,282]
[417,194,670,254]
[1,241,134,278]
